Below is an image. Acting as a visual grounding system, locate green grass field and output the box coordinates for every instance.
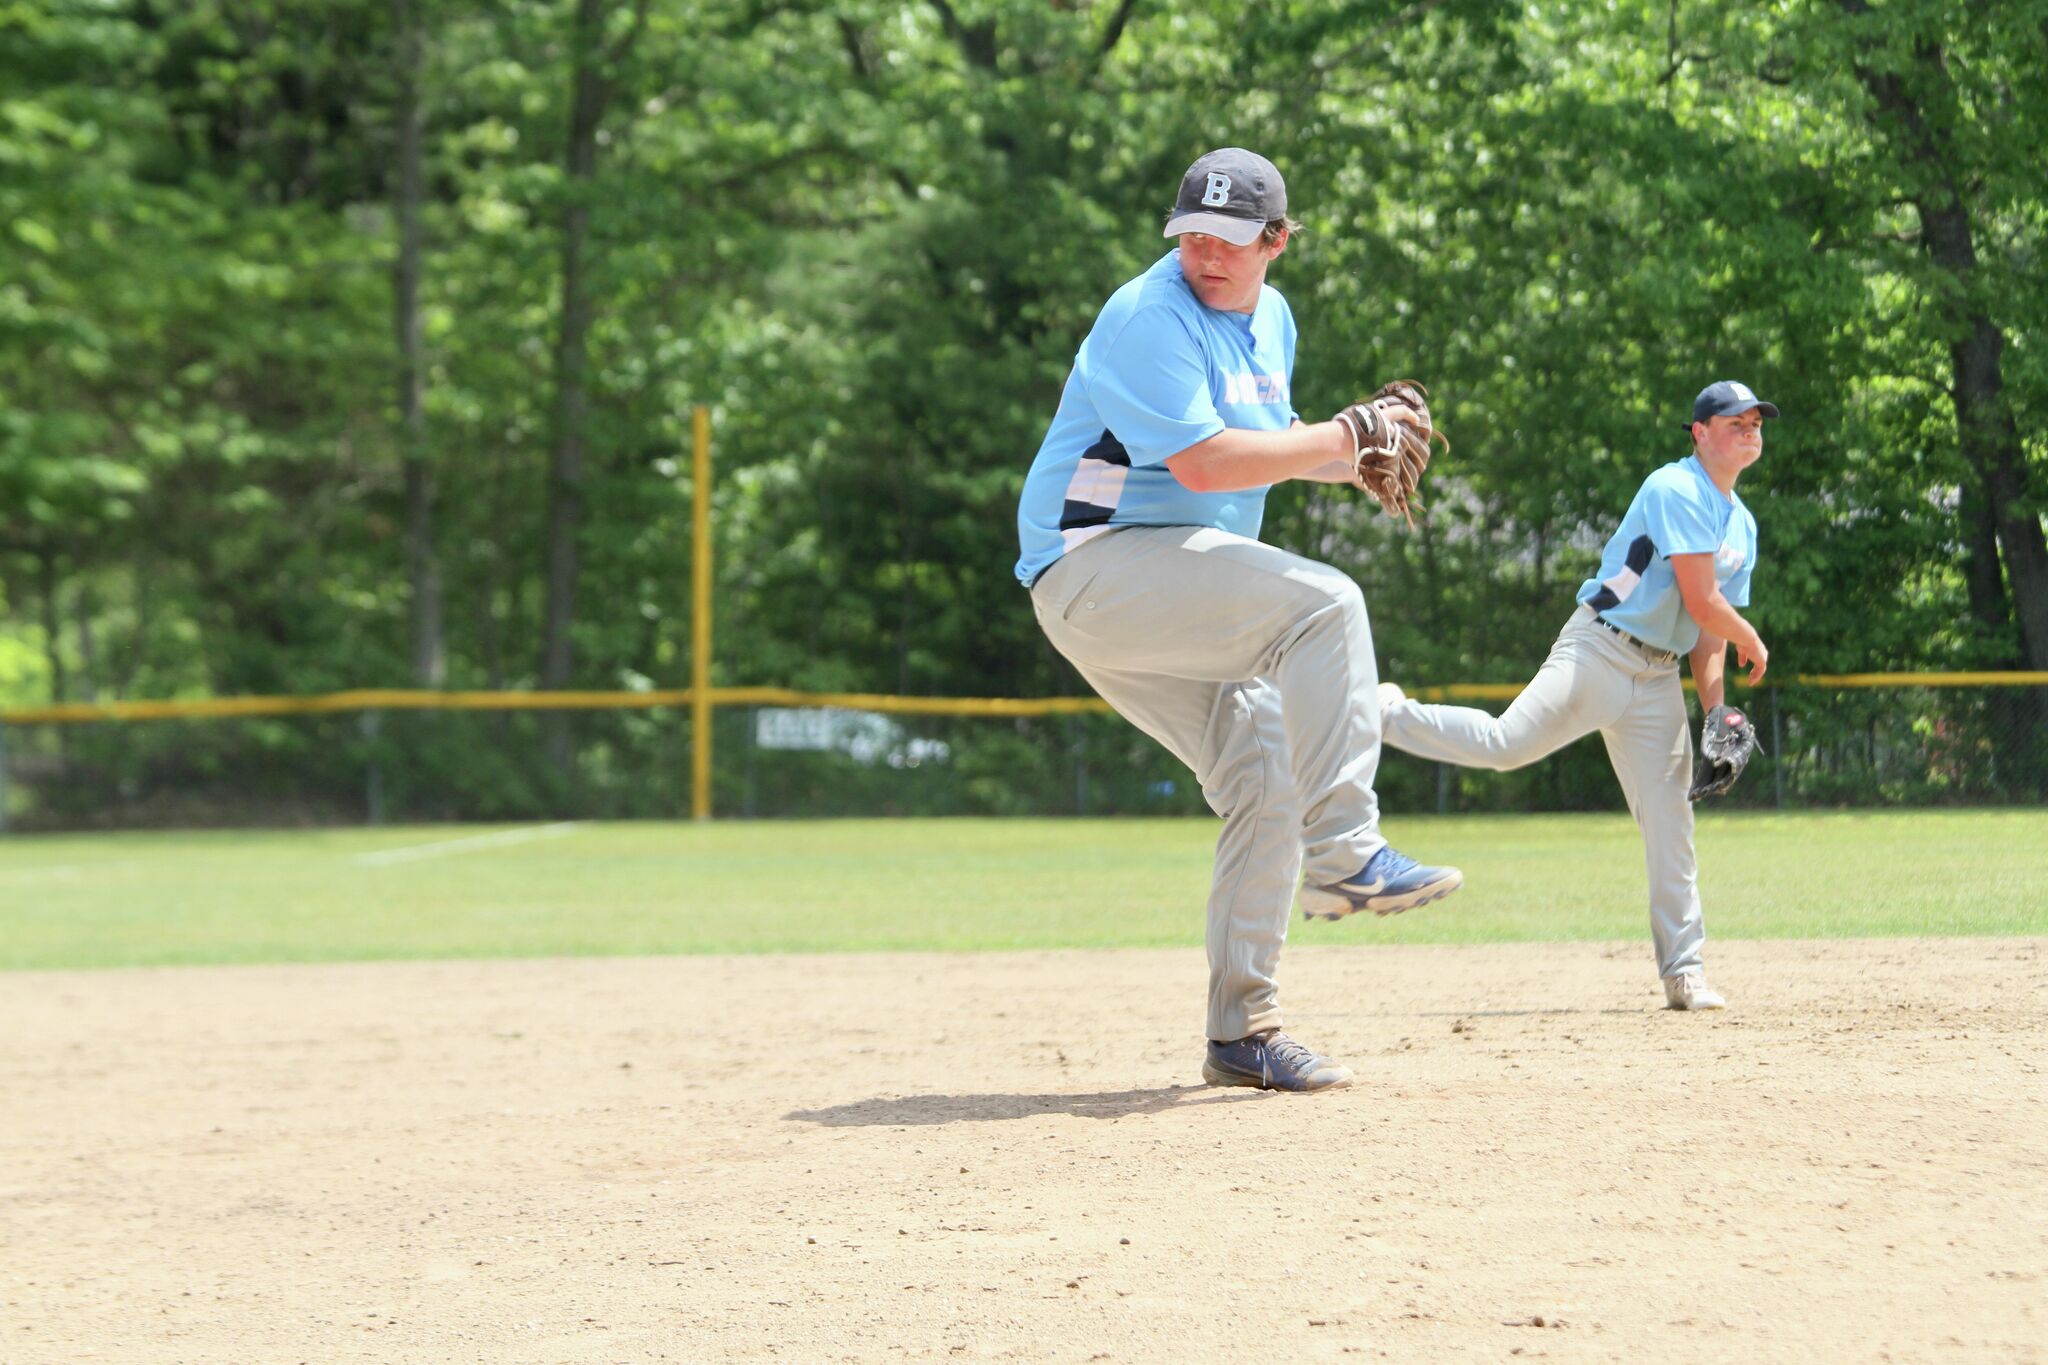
[1,809,2042,971]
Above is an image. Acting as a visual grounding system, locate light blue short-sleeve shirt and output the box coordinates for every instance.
[1014,251,1300,586]
[1577,454,1758,655]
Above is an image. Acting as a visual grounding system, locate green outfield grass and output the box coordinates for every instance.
[0,809,2042,971]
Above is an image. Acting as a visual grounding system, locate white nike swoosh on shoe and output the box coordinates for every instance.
[1339,877,1388,894]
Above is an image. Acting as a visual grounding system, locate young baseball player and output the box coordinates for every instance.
[1379,380,1775,1010]
[1015,148,1462,1093]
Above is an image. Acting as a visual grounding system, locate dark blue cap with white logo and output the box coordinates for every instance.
[1163,148,1287,248]
[1686,380,1780,429]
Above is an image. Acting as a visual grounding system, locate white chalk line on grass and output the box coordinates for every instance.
[352,822,583,868]
[0,864,94,887]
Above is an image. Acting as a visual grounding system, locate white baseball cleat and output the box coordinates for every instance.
[1377,681,1407,713]
[1663,970,1727,1011]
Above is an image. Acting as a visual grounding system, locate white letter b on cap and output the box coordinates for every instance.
[1202,173,1231,207]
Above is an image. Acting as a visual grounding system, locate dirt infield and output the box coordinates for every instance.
[3,939,2043,1364]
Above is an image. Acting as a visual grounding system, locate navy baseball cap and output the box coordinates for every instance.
[1686,380,1780,429]
[1163,148,1287,247]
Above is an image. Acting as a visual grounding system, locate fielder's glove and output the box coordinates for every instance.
[1333,379,1446,529]
[1688,703,1762,801]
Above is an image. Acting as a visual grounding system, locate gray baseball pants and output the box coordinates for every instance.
[1380,607,1705,979]
[1029,525,1390,1043]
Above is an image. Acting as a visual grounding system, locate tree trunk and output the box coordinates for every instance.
[1947,317,2048,671]
[74,580,98,702]
[117,556,151,699]
[894,468,920,696]
[393,0,445,687]
[479,568,511,745]
[1843,10,2048,669]
[1956,477,2015,660]
[540,0,612,771]
[38,551,66,705]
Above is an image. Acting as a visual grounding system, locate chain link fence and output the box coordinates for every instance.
[1382,682,2048,814]
[0,682,2041,831]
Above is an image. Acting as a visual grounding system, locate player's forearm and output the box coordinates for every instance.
[1287,418,1361,483]
[1690,636,1728,711]
[1165,421,1352,492]
[1687,592,1763,660]
[1669,553,1768,683]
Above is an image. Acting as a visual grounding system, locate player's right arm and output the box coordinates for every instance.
[1164,422,1354,492]
[1689,628,1730,711]
[1671,555,1768,686]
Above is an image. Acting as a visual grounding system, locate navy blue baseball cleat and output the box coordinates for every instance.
[1299,844,1463,921]
[1202,1030,1354,1092]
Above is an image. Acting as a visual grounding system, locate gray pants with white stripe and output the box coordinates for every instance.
[1029,525,1390,1043]
[1381,607,1705,979]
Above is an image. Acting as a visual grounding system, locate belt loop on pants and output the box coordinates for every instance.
[1585,608,1680,666]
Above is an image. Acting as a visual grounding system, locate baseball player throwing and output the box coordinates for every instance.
[1015,148,1459,1093]
[1380,381,1775,1010]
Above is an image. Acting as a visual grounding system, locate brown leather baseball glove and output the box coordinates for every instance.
[1332,380,1447,529]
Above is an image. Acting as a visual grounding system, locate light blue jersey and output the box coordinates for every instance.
[1014,251,1299,586]
[1577,454,1757,655]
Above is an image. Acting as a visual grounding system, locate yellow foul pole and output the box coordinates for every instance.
[691,404,714,820]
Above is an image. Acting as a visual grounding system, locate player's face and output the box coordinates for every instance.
[1695,409,1765,470]
[1177,228,1286,313]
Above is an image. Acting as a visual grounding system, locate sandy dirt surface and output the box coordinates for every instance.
[3,939,2044,1364]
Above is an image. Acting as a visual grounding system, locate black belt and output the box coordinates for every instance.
[1589,613,1679,665]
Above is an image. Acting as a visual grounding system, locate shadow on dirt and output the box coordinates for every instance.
[786,1086,1255,1126]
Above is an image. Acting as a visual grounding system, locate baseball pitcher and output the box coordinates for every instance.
[1015,148,1458,1092]
[1379,380,1773,1010]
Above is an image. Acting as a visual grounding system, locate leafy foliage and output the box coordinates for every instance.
[2,0,2041,821]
